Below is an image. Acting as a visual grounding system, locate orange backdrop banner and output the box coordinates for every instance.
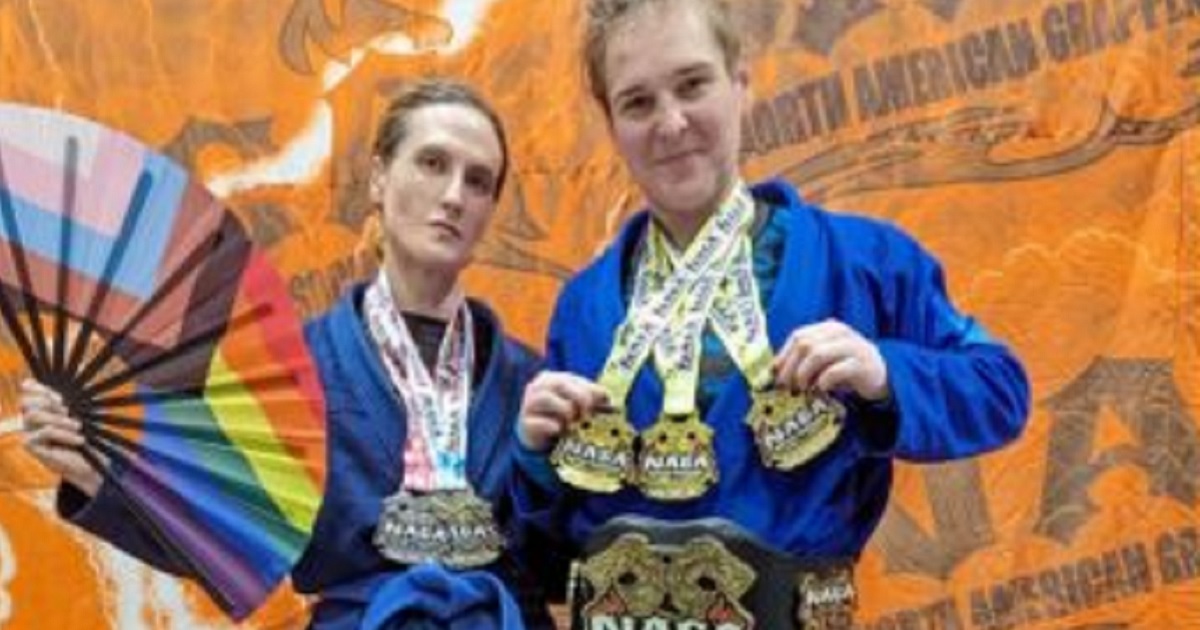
[1,1,1198,628]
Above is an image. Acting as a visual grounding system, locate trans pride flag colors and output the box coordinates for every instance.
[0,103,326,619]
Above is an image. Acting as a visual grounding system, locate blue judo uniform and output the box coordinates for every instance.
[59,285,554,629]
[513,179,1031,579]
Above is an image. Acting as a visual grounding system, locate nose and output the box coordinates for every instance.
[656,99,688,138]
[440,172,466,216]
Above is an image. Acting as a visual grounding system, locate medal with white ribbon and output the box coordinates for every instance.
[551,184,752,499]
[364,272,502,567]
[698,208,846,472]
[633,191,755,500]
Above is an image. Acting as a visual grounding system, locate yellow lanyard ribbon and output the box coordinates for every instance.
[598,183,772,416]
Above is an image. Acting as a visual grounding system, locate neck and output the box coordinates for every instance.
[653,180,739,250]
[384,257,462,320]
[654,210,708,250]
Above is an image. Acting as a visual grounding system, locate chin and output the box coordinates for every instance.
[401,245,467,273]
[651,181,722,218]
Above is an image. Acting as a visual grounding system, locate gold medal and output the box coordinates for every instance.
[747,389,846,470]
[636,413,717,501]
[550,407,636,493]
[373,489,504,568]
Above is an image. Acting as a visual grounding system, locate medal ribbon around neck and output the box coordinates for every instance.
[630,185,772,500]
[600,183,759,412]
[558,183,771,501]
[639,189,776,414]
[638,188,845,476]
[364,271,473,492]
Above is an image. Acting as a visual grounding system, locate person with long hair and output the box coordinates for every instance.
[21,78,554,629]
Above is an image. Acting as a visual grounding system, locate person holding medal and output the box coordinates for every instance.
[20,79,555,629]
[512,0,1031,627]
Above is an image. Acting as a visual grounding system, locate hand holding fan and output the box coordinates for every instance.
[0,103,326,620]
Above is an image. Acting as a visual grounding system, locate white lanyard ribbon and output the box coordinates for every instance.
[364,272,473,491]
[599,183,772,415]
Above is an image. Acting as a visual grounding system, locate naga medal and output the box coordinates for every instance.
[550,406,636,493]
[571,184,756,499]
[363,272,502,567]
[373,489,504,568]
[631,191,754,501]
[636,412,717,501]
[700,209,849,472]
[748,388,846,470]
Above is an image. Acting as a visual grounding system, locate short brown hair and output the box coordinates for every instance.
[583,0,742,113]
[372,78,510,200]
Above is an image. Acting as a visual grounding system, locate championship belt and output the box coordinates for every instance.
[747,389,846,470]
[373,489,504,569]
[568,516,856,630]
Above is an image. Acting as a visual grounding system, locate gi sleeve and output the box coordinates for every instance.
[864,228,1030,462]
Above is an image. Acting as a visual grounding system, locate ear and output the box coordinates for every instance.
[369,155,386,207]
[733,62,751,109]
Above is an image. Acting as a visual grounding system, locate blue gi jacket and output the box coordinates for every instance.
[60,285,554,629]
[513,178,1030,576]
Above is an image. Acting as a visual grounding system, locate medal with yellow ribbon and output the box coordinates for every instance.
[706,235,846,470]
[552,182,845,499]
[632,193,753,501]
[550,404,636,493]
[551,185,751,498]
[696,196,846,472]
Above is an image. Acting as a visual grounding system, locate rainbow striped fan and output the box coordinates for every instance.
[0,103,326,619]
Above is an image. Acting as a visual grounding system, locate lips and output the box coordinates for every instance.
[428,220,462,238]
[655,148,702,166]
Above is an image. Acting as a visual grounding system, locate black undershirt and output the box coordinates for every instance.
[400,310,493,388]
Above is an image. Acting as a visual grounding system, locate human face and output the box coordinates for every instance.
[370,103,503,276]
[602,0,748,240]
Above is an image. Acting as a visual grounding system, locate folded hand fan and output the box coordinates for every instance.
[0,103,326,620]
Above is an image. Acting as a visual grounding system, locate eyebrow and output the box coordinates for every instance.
[611,61,716,103]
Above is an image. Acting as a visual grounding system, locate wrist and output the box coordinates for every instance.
[68,471,102,499]
[517,424,551,453]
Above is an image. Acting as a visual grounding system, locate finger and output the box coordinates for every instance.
[21,408,82,434]
[525,390,583,424]
[772,320,846,375]
[813,356,861,393]
[772,330,801,374]
[524,416,566,441]
[19,392,68,418]
[773,333,811,387]
[789,338,858,393]
[546,374,610,411]
[20,379,64,406]
[31,425,88,449]
[31,444,90,480]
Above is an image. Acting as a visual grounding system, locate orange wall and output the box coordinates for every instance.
[1,1,1198,628]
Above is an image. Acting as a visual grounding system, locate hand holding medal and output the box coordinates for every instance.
[520,372,633,494]
[550,187,753,500]
[540,184,879,498]
[550,403,636,493]
[748,319,890,469]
